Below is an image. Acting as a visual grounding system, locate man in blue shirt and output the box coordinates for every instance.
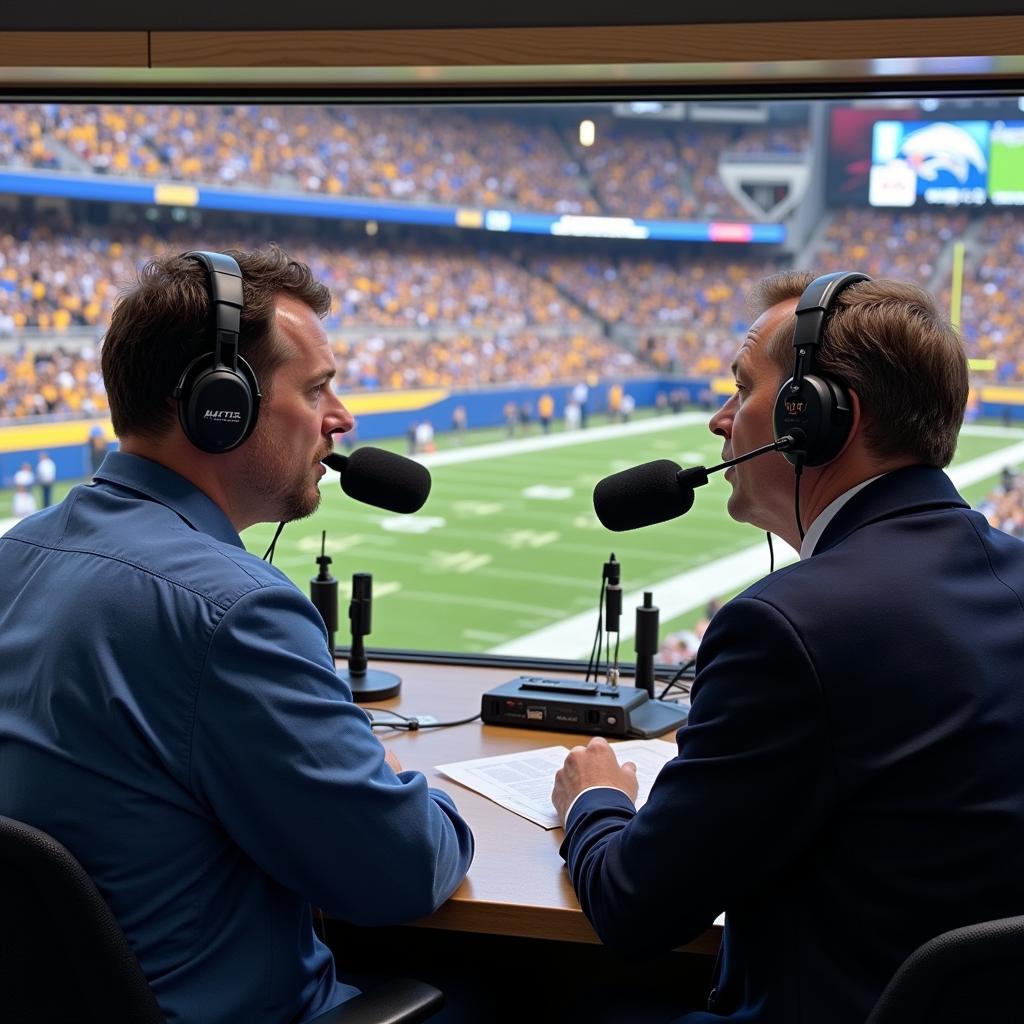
[0,246,474,1024]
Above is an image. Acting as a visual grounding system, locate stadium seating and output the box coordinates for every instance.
[0,104,808,221]
[3,204,1024,420]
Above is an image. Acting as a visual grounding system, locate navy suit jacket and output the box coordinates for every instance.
[561,466,1024,1024]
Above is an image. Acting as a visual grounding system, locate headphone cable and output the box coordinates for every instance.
[262,521,286,563]
[585,575,606,683]
[793,462,806,542]
[658,658,695,701]
[362,708,483,731]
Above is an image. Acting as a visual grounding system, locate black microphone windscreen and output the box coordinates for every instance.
[328,447,431,514]
[593,459,695,532]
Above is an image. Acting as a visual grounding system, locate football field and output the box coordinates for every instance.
[3,415,1020,658]
[239,415,1024,657]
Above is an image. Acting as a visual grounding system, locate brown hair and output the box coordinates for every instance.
[101,245,331,440]
[750,270,968,468]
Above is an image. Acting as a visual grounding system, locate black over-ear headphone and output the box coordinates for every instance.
[773,270,871,468]
[173,251,261,454]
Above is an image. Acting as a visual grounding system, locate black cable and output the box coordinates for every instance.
[659,681,692,702]
[658,658,695,700]
[794,463,805,542]
[262,521,286,563]
[767,531,775,573]
[586,576,606,683]
[362,707,483,731]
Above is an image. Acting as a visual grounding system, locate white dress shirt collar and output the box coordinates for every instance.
[798,474,885,559]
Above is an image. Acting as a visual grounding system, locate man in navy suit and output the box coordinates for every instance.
[553,271,1024,1023]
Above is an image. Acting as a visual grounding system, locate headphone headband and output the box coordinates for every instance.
[185,250,243,372]
[791,271,871,386]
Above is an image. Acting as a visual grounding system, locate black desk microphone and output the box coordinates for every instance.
[337,572,402,702]
[634,592,659,699]
[309,533,401,703]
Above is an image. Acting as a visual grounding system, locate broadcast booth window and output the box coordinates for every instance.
[1,87,1023,672]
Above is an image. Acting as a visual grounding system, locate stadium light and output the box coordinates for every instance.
[579,119,596,147]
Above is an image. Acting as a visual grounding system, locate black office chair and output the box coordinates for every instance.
[865,915,1024,1024]
[0,815,442,1024]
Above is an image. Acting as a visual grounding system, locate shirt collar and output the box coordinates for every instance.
[799,474,885,559]
[92,450,245,550]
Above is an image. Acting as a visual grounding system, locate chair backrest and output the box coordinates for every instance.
[866,915,1024,1024]
[0,815,165,1024]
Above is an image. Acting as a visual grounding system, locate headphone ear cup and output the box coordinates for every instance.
[174,354,260,454]
[774,374,852,467]
[812,375,852,467]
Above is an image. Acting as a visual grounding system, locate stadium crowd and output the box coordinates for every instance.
[570,122,809,221]
[0,222,590,335]
[533,250,788,376]
[722,125,809,155]
[0,105,606,214]
[807,208,1024,384]
[333,331,640,390]
[813,208,969,284]
[0,107,61,172]
[572,122,694,220]
[976,467,1024,538]
[0,346,105,420]
[675,127,751,222]
[0,104,809,220]
[0,218,655,415]
[2,205,1024,419]
[936,211,1024,383]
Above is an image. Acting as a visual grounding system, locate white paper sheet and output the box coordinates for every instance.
[437,738,677,830]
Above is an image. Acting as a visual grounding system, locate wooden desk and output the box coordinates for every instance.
[357,659,720,956]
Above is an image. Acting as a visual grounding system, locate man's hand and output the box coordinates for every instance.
[551,736,638,825]
[384,749,403,773]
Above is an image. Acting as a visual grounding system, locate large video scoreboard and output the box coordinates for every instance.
[828,105,1024,208]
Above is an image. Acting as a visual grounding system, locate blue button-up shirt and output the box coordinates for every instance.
[0,452,473,1024]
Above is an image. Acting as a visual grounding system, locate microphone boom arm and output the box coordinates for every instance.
[705,434,797,475]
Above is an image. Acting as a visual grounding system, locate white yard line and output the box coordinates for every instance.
[959,424,1024,439]
[946,440,1024,489]
[411,412,710,468]
[489,439,1024,659]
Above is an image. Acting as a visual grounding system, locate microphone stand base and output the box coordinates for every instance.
[627,695,689,739]
[338,668,402,703]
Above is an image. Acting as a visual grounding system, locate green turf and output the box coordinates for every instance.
[4,419,1022,656]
